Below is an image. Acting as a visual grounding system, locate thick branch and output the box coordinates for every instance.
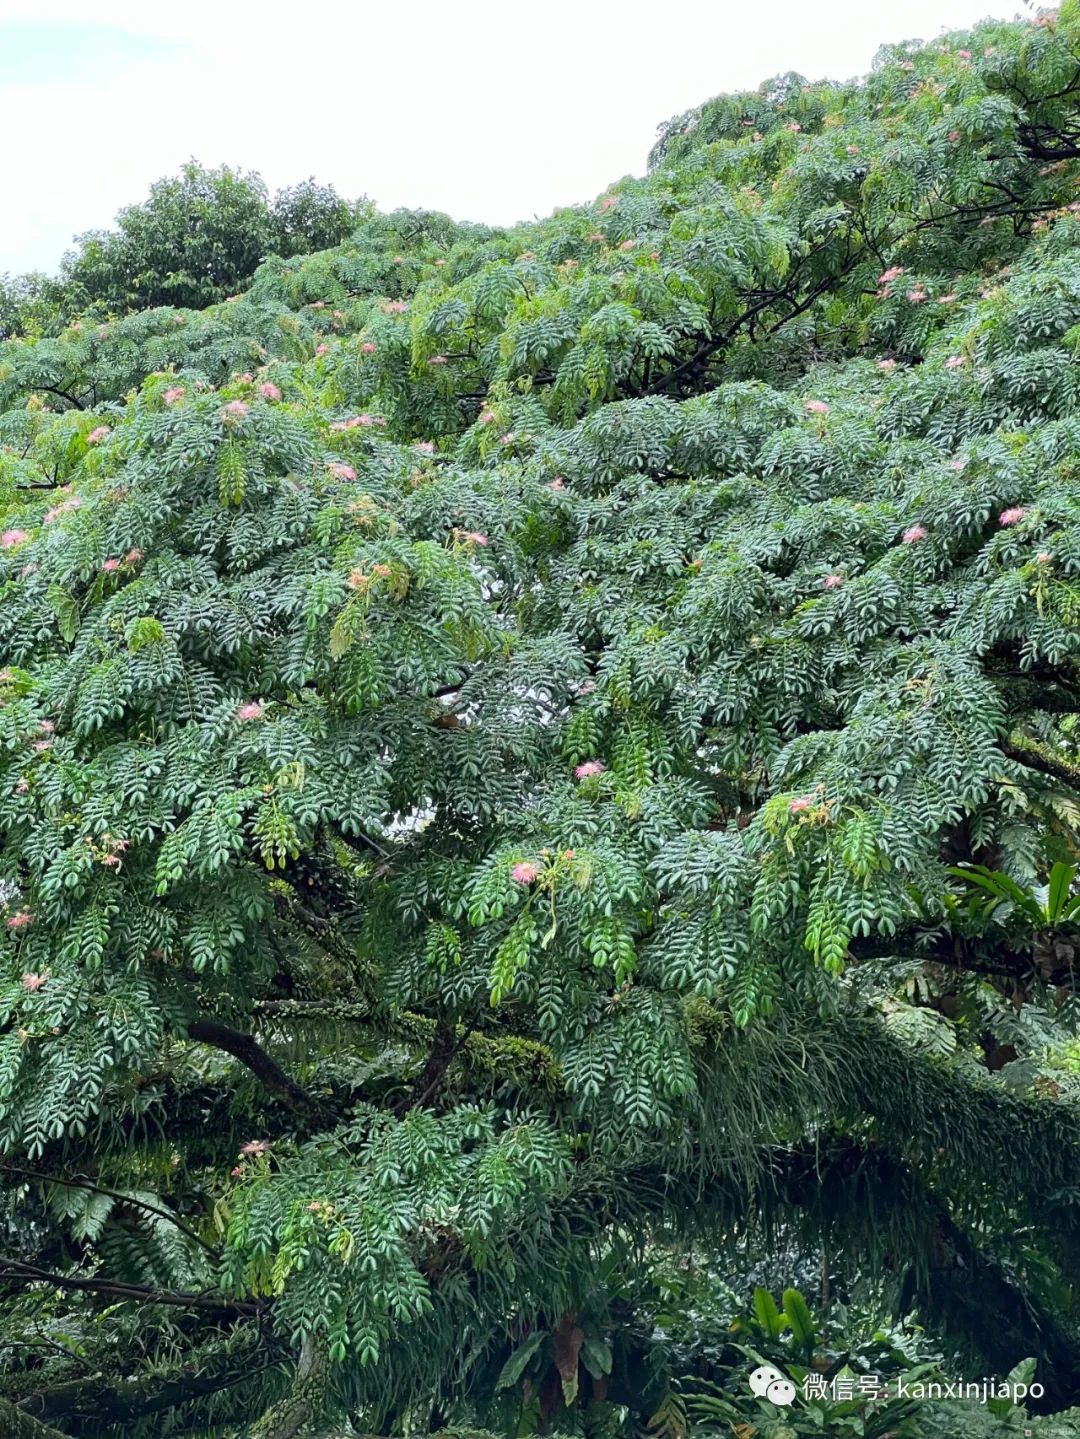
[186,1018,332,1121]
[0,1261,261,1316]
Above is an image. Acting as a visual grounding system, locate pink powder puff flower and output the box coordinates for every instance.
[15,779,29,794]
[38,721,54,734]
[360,341,377,353]
[102,853,121,867]
[392,254,404,264]
[548,477,566,490]
[937,293,958,305]
[948,130,962,142]
[847,144,860,155]
[102,558,121,572]
[315,343,330,355]
[384,300,408,313]
[788,796,813,814]
[235,373,254,384]
[499,432,516,446]
[511,861,540,885]
[7,910,33,930]
[124,548,144,565]
[258,382,281,401]
[958,48,972,58]
[600,196,619,210]
[822,574,843,590]
[329,463,357,480]
[902,524,928,543]
[21,972,46,991]
[519,251,535,261]
[240,1139,270,1156]
[311,301,326,309]
[223,400,248,418]
[163,386,185,404]
[479,409,496,424]
[428,355,448,365]
[944,355,966,369]
[434,258,446,267]
[347,569,368,590]
[785,121,801,132]
[1037,552,1052,564]
[462,531,489,546]
[415,441,435,455]
[370,563,391,578]
[587,232,606,243]
[999,506,1027,526]
[899,60,915,70]
[907,288,927,303]
[236,702,264,721]
[32,740,52,753]
[876,359,896,371]
[620,239,636,250]
[805,399,829,414]
[575,760,605,779]
[231,1166,243,1177]
[86,426,110,444]
[1,530,29,549]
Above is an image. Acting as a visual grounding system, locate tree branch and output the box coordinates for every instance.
[186,1017,333,1122]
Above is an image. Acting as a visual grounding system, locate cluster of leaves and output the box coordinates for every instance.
[5,6,1080,1437]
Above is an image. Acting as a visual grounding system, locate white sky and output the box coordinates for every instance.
[0,0,1025,276]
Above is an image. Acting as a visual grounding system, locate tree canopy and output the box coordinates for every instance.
[4,8,1080,1437]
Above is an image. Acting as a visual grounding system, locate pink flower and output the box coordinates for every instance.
[240,1139,270,1156]
[236,702,264,721]
[958,48,972,58]
[428,355,448,365]
[1037,552,1052,564]
[511,862,540,885]
[7,911,33,930]
[370,563,391,578]
[38,721,54,734]
[360,341,377,354]
[15,779,29,794]
[999,506,1027,526]
[847,144,859,156]
[163,387,185,404]
[479,409,496,424]
[230,1166,242,1177]
[124,548,144,565]
[587,232,606,243]
[785,122,801,133]
[415,442,435,455]
[907,289,927,303]
[600,195,619,210]
[548,477,566,490]
[1,530,29,549]
[258,382,281,401]
[32,740,52,753]
[102,558,121,572]
[876,359,896,371]
[21,972,46,991]
[899,60,915,71]
[462,531,489,546]
[392,254,404,264]
[822,574,843,590]
[575,760,605,779]
[315,344,330,355]
[944,355,966,369]
[788,796,813,814]
[937,293,958,305]
[620,239,636,251]
[347,568,368,590]
[311,301,326,309]
[499,432,516,446]
[384,300,408,313]
[947,130,962,142]
[329,463,357,480]
[223,400,248,418]
[86,426,110,444]
[805,399,829,414]
[902,524,928,544]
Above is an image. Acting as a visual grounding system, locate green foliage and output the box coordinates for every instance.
[5,9,1080,1437]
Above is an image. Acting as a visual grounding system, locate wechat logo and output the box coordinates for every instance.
[749,1365,797,1406]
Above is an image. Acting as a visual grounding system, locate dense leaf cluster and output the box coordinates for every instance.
[4,8,1080,1437]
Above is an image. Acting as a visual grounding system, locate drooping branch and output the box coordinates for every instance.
[1001,733,1080,789]
[186,1017,333,1122]
[0,1260,262,1316]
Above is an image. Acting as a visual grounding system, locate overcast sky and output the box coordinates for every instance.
[1,0,1026,277]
